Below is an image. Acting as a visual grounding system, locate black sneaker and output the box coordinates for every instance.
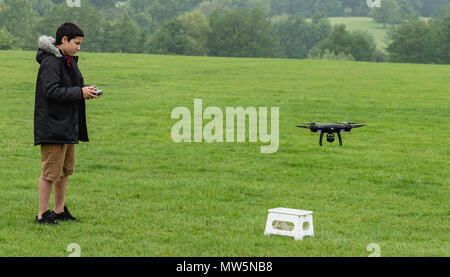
[35,210,59,225]
[53,206,79,222]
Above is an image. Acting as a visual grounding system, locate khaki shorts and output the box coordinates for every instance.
[40,144,75,182]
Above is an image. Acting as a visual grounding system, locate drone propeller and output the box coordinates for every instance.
[351,124,366,128]
[335,122,362,125]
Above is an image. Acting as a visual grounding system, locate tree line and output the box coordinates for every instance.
[0,0,449,64]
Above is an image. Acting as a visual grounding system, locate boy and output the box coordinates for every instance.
[34,22,100,225]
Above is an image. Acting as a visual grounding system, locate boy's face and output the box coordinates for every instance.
[59,36,84,56]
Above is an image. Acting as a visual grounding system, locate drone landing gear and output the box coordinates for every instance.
[337,131,343,146]
[319,132,343,146]
[319,132,325,146]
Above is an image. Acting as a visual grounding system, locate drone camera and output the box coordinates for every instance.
[327,133,335,143]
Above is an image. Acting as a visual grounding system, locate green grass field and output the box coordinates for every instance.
[0,50,449,257]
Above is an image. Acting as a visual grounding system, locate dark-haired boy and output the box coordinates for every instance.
[34,22,99,225]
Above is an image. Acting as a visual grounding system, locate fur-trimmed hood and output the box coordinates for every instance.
[36,35,63,64]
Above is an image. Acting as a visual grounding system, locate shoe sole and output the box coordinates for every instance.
[35,221,59,225]
[35,217,59,225]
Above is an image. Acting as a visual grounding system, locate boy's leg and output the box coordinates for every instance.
[38,177,53,220]
[54,144,75,214]
[54,176,68,214]
[38,144,65,219]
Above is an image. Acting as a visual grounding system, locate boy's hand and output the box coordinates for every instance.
[82,85,99,100]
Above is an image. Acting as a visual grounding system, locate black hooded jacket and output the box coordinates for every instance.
[34,35,89,146]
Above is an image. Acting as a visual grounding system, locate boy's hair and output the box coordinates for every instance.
[55,22,84,45]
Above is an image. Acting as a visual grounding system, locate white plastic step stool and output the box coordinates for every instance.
[264,208,314,240]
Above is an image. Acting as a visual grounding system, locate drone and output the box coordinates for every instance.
[296,122,366,146]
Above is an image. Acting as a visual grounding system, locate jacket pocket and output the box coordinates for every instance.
[46,115,74,141]
[46,101,75,142]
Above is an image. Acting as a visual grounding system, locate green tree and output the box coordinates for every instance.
[431,4,450,64]
[31,0,55,17]
[369,0,403,28]
[269,0,343,17]
[275,14,331,59]
[129,0,203,27]
[430,2,450,23]
[341,0,371,16]
[435,16,450,64]
[386,19,438,63]
[275,15,311,58]
[198,0,233,15]
[110,13,140,53]
[397,0,422,20]
[89,0,120,10]
[133,9,156,35]
[207,8,283,58]
[147,19,199,56]
[318,24,353,55]
[178,11,212,53]
[421,0,450,17]
[198,0,271,15]
[97,21,115,53]
[314,24,377,62]
[349,31,377,61]
[147,11,211,56]
[0,0,39,50]
[0,28,15,50]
